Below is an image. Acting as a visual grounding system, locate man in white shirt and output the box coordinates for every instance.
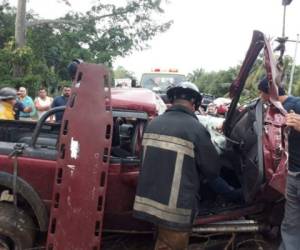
[34,87,53,120]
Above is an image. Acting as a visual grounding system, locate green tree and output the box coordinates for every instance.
[187,66,239,97]
[113,66,135,79]
[0,1,172,95]
[0,1,14,48]
[188,54,300,103]
[292,66,300,96]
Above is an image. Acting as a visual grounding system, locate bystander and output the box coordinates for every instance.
[258,77,300,250]
[35,87,53,119]
[51,86,71,122]
[286,112,300,132]
[18,87,35,121]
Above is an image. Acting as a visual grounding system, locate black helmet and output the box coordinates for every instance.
[167,81,202,109]
[67,59,83,80]
[0,87,17,100]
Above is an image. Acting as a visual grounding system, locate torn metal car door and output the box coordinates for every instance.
[262,36,288,195]
[224,30,288,202]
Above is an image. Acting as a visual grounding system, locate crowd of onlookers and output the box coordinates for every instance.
[0,85,72,122]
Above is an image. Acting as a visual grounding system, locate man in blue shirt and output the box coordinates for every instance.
[18,87,35,121]
[51,86,71,122]
[258,78,300,250]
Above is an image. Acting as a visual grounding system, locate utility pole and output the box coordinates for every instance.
[15,0,27,48]
[13,0,27,77]
[282,4,287,38]
[288,34,299,95]
[275,0,298,93]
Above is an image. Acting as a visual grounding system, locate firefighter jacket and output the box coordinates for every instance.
[0,101,15,120]
[133,105,221,230]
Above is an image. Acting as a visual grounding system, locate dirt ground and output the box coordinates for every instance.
[101,233,280,250]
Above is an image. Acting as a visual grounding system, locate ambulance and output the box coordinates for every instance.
[140,68,186,102]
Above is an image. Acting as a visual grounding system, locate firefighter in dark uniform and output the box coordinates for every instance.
[133,82,221,250]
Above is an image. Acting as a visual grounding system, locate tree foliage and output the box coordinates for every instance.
[0,1,14,48]
[187,66,239,97]
[0,0,172,96]
[188,54,300,102]
[113,66,135,79]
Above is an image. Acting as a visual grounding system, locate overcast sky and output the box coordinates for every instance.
[9,0,300,78]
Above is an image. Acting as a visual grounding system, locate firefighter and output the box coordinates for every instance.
[133,82,221,250]
[0,87,17,120]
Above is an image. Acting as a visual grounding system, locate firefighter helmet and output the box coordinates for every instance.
[0,87,17,100]
[167,81,202,109]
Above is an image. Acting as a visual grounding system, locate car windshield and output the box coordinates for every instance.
[202,94,215,104]
[141,73,185,93]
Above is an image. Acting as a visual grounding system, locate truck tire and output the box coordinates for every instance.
[0,202,35,250]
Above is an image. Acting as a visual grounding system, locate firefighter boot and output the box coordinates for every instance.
[154,227,189,250]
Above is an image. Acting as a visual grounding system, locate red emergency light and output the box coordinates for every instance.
[152,68,179,73]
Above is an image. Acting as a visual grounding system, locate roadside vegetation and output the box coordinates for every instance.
[188,55,300,102]
[1,0,299,102]
[0,0,172,96]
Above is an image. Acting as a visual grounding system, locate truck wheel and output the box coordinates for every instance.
[0,202,35,250]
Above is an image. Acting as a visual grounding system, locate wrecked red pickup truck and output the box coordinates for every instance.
[0,30,288,250]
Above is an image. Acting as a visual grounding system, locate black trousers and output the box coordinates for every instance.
[280,172,300,250]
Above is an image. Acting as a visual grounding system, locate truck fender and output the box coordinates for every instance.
[0,171,48,232]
